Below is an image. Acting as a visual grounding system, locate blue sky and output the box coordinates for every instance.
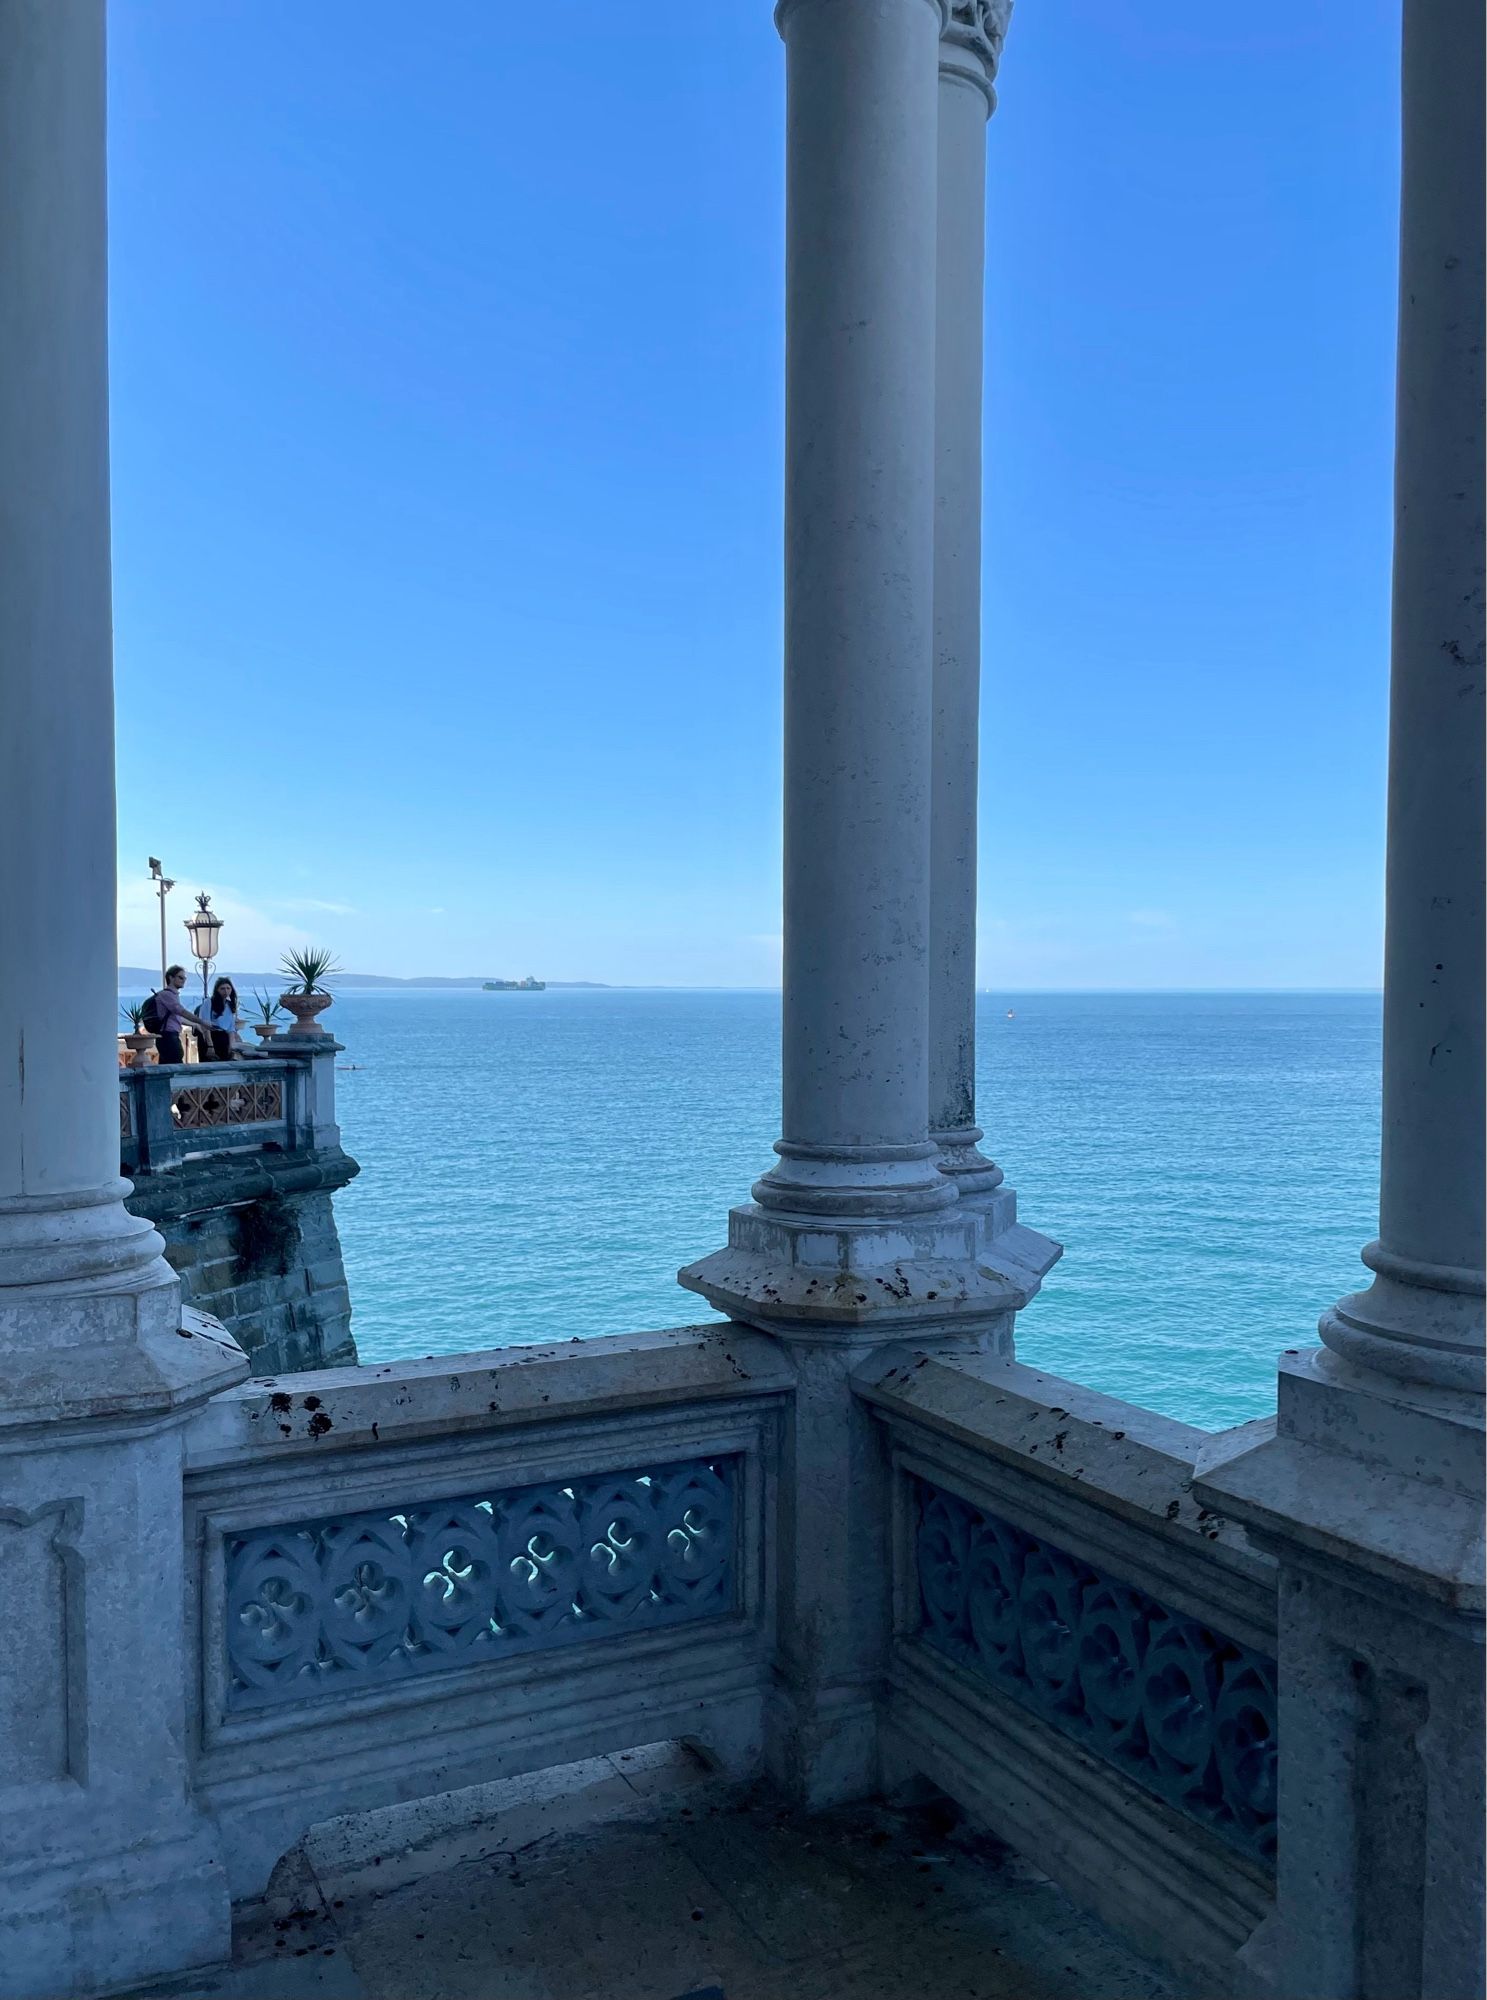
[109,0,1400,987]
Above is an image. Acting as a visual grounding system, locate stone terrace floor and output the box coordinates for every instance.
[127,1748,1174,2000]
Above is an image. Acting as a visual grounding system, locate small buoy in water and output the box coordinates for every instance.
[1006,1010,1015,1019]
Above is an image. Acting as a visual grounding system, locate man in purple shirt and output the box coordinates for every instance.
[149,964,200,1064]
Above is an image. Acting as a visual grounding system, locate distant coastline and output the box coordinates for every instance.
[116,965,608,991]
[116,968,1382,996]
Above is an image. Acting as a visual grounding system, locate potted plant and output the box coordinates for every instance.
[250,990,287,1043]
[277,948,341,1036]
[119,1000,159,1068]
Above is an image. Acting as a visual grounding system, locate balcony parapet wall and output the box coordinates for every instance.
[180,1324,793,1898]
[856,1351,1278,1997]
[119,1043,360,1375]
[120,1043,340,1176]
[176,1314,1282,2000]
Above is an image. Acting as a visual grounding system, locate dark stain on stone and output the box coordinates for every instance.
[303,1394,322,1410]
[307,1410,333,1438]
[270,1392,293,1412]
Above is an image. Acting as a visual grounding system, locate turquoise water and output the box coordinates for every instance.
[326,989,1381,1434]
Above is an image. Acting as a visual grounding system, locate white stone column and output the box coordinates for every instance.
[928,2,1004,1200]
[0,4,245,1991]
[679,0,1056,1813]
[928,3,1059,1293]
[682,0,1052,1345]
[0,0,152,1310]
[1195,9,1484,1992]
[763,0,948,1229]
[1315,0,1485,1398]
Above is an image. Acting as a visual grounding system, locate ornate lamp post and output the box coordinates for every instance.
[183,891,223,1009]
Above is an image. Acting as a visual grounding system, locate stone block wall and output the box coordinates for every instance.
[125,1148,360,1374]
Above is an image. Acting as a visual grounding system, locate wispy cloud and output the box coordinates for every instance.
[277,897,358,917]
[1128,908,1177,929]
[117,874,319,972]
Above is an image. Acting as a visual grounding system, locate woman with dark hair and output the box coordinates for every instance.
[204,976,241,1061]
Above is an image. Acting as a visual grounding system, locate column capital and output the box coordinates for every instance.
[941,0,1012,106]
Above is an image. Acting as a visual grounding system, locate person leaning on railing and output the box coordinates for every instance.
[144,964,206,1063]
[203,975,242,1060]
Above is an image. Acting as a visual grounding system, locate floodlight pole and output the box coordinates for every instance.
[148,857,175,986]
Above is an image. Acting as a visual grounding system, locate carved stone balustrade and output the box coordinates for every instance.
[161,1313,1287,1999]
[180,1325,791,1896]
[120,1042,341,1177]
[856,1350,1280,1995]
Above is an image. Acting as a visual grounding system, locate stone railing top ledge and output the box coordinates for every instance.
[1194,1408,1485,1618]
[857,1348,1267,1563]
[184,1322,794,1468]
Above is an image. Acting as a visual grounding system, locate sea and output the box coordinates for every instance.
[317,988,1381,1436]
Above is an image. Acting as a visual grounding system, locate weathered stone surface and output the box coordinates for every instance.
[125,1148,360,1374]
[120,1767,1173,2000]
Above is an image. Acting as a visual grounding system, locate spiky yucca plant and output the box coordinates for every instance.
[277,948,341,995]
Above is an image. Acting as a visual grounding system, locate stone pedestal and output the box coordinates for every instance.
[281,1034,346,1153]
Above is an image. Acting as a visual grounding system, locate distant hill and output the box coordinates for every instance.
[117,966,607,991]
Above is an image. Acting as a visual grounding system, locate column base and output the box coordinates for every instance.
[1318,1241,1485,1395]
[959,1177,1062,1286]
[678,1194,1059,1342]
[0,1268,250,1433]
[932,1123,1005,1198]
[679,1184,1063,1344]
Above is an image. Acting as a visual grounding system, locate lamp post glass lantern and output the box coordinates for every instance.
[184,892,223,1008]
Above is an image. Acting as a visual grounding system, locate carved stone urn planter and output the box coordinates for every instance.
[252,1022,281,1044]
[278,990,334,1037]
[123,1031,159,1068]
